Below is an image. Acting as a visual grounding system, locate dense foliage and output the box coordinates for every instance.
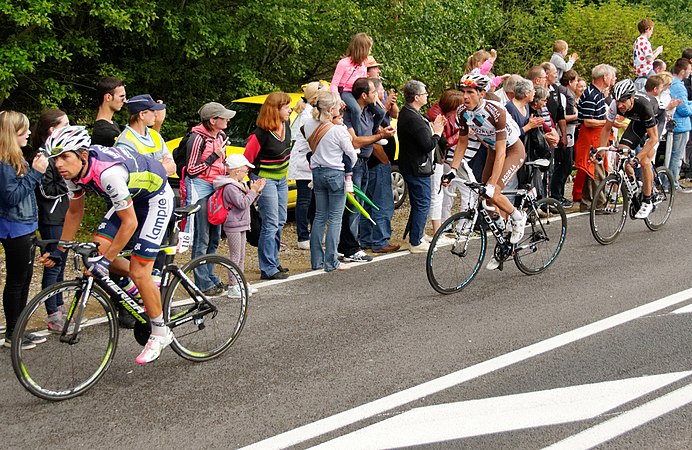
[1,0,689,138]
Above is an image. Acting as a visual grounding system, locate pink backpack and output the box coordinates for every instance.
[208,188,232,225]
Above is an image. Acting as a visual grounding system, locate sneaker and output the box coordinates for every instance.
[486,257,501,270]
[561,198,573,208]
[135,328,173,365]
[409,242,430,254]
[4,336,37,350]
[246,283,259,296]
[25,332,47,345]
[297,240,310,250]
[435,235,456,247]
[227,284,242,298]
[634,201,654,219]
[336,262,352,271]
[371,244,401,253]
[422,234,433,243]
[509,212,528,244]
[343,250,373,262]
[260,271,289,280]
[202,285,224,296]
[47,312,65,333]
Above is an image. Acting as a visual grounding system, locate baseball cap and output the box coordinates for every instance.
[365,56,382,68]
[198,102,237,121]
[225,154,255,170]
[126,94,166,114]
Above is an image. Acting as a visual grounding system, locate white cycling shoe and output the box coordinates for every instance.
[634,201,654,219]
[135,328,173,365]
[509,212,528,244]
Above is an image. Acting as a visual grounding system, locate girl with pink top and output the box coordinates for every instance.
[330,33,383,137]
[465,49,506,92]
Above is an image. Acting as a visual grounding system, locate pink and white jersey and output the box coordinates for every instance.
[633,35,653,77]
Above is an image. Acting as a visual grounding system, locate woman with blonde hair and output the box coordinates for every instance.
[289,81,324,249]
[243,92,293,280]
[303,91,358,272]
[0,111,49,349]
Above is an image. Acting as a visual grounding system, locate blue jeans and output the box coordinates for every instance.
[186,176,221,290]
[669,131,690,187]
[256,176,288,277]
[310,167,347,271]
[403,174,432,246]
[359,163,395,249]
[39,224,66,315]
[338,158,369,256]
[295,179,313,242]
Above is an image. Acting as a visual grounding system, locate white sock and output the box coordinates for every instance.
[510,209,523,222]
[150,313,167,336]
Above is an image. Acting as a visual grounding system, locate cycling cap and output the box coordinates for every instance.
[45,126,91,158]
[458,74,490,91]
[612,79,636,102]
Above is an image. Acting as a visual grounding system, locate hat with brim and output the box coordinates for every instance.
[225,153,255,170]
[365,56,382,68]
[127,94,166,114]
[199,102,237,121]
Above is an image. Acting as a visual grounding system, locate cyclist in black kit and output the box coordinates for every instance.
[600,79,660,219]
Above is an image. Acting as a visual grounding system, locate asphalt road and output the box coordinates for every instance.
[3,194,692,449]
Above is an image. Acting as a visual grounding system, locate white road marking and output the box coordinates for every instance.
[314,372,691,449]
[545,381,692,449]
[241,287,692,449]
[671,303,692,314]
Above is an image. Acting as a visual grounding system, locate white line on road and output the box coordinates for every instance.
[241,287,692,449]
[544,381,692,449]
[315,372,692,449]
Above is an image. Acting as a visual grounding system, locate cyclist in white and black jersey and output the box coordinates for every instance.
[443,74,528,246]
[600,79,659,218]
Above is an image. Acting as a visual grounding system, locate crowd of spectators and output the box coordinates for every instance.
[1,27,691,349]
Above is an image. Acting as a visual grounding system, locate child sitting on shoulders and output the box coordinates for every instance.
[213,154,266,297]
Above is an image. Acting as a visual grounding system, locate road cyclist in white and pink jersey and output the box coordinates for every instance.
[330,32,384,139]
[40,126,176,365]
[442,74,528,269]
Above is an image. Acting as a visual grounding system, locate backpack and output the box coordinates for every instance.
[207,187,232,225]
[172,132,198,178]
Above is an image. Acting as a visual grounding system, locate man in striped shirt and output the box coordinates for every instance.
[573,64,617,212]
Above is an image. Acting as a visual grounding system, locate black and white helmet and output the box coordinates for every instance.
[612,79,636,102]
[45,126,91,158]
[458,73,490,91]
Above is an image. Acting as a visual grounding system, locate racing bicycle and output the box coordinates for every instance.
[11,204,249,401]
[589,146,675,245]
[426,159,567,295]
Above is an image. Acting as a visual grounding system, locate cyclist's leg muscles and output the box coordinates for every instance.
[484,142,526,217]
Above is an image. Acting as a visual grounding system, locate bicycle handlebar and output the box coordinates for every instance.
[34,238,100,267]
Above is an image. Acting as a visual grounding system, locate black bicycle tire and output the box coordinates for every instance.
[644,166,675,231]
[162,254,249,362]
[426,211,487,295]
[11,280,118,401]
[514,198,567,275]
[590,174,629,245]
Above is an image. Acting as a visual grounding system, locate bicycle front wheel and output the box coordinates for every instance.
[11,280,118,401]
[163,255,248,362]
[645,166,675,230]
[426,211,486,295]
[590,174,629,245]
[514,198,567,275]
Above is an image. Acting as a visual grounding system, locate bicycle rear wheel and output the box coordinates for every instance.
[514,198,567,275]
[426,211,486,295]
[645,166,675,230]
[590,174,629,245]
[11,280,118,401]
[163,255,248,362]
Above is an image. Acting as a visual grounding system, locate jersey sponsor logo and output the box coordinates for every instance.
[144,198,171,241]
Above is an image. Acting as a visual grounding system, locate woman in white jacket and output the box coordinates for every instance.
[288,81,324,249]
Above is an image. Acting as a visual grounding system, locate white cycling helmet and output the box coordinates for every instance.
[458,73,490,91]
[612,79,636,102]
[45,125,91,158]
